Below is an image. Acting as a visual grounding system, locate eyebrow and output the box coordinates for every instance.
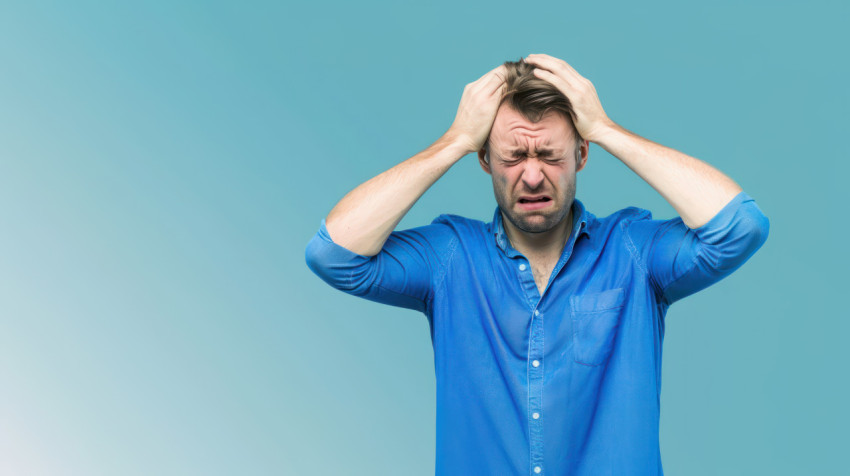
[504,148,562,157]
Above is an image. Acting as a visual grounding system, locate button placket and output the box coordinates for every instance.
[529,306,544,474]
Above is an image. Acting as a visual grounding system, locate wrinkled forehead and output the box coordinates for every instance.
[489,104,576,153]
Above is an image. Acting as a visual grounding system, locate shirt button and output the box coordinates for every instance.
[519,263,527,271]
[534,310,539,316]
[532,360,540,367]
[533,412,540,419]
[534,466,542,473]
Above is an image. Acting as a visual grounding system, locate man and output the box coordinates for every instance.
[305,54,769,475]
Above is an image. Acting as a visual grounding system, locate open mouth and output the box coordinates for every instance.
[518,197,551,204]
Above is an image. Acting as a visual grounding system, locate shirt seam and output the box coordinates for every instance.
[622,215,701,306]
[372,281,427,309]
[429,234,459,309]
[350,256,376,294]
[620,219,658,278]
[657,250,703,305]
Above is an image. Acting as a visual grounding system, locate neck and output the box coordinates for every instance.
[502,207,573,258]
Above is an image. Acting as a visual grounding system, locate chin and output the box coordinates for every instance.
[508,204,571,233]
[509,213,557,233]
[528,219,561,233]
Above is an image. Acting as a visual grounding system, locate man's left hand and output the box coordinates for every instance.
[523,53,613,143]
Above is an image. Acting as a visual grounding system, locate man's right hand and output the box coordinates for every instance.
[322,64,507,256]
[447,64,508,155]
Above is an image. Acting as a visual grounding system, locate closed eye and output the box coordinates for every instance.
[495,151,565,165]
[501,157,564,165]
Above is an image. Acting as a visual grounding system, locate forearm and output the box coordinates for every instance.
[593,122,743,229]
[325,133,469,256]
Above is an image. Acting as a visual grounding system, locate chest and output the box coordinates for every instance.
[528,257,559,295]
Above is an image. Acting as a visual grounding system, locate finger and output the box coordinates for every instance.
[525,53,581,80]
[487,80,507,99]
[484,64,507,82]
[532,65,573,86]
[532,67,576,96]
[484,65,508,93]
[534,69,578,120]
[484,64,507,85]
[475,63,506,85]
[526,53,572,71]
[469,65,505,96]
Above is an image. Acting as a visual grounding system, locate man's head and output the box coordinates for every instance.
[478,58,589,235]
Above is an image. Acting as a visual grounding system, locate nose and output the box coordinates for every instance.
[520,159,545,190]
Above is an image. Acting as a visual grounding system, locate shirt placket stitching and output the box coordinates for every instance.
[529,222,586,476]
[529,302,544,474]
[510,255,544,475]
[496,210,587,476]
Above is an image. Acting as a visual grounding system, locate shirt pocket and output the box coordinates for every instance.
[570,287,626,367]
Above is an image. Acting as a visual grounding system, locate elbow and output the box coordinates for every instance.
[735,207,770,269]
[702,203,770,272]
[738,199,770,256]
[304,233,335,286]
[305,230,374,293]
[304,234,327,281]
[750,206,770,252]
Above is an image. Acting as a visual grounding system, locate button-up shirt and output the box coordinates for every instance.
[305,191,769,475]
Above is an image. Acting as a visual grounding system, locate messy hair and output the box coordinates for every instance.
[485,58,584,164]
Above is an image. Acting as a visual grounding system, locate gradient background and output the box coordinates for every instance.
[0,0,846,475]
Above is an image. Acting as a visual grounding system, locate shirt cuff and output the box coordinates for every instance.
[315,218,372,259]
[692,191,762,244]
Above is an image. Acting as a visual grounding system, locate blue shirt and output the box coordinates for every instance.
[305,191,769,475]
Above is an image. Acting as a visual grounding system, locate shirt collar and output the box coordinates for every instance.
[490,198,591,253]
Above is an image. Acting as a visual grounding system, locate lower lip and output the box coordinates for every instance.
[518,200,552,210]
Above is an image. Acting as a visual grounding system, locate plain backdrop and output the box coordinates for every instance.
[0,0,847,475]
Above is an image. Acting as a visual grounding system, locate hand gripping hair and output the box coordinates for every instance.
[486,57,584,164]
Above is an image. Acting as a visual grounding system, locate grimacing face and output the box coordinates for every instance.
[478,103,588,234]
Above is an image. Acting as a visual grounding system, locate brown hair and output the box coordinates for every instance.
[485,58,583,163]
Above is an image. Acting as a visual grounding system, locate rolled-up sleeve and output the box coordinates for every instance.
[625,191,770,305]
[304,216,458,313]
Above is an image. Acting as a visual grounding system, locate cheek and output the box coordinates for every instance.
[550,167,572,184]
[494,173,510,190]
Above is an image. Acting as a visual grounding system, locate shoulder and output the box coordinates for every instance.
[585,205,655,235]
[430,213,488,235]
[583,204,681,254]
[614,205,653,222]
[421,213,492,255]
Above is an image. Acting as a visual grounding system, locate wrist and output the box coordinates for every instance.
[441,129,479,157]
[584,118,618,144]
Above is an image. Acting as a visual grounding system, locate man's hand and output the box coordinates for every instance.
[523,53,613,143]
[525,54,744,229]
[447,64,508,155]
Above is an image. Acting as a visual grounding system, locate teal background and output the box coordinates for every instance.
[0,0,846,474]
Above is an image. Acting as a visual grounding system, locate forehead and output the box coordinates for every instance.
[489,103,575,152]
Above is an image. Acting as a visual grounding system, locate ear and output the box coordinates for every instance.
[478,147,491,175]
[575,139,589,172]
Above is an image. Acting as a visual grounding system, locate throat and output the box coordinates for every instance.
[528,260,557,296]
[504,214,573,258]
